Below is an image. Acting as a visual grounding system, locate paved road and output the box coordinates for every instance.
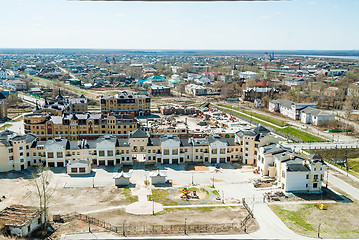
[327,173,359,201]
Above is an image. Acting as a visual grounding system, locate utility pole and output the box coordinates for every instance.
[345,148,349,176]
[184,218,187,235]
[317,222,321,238]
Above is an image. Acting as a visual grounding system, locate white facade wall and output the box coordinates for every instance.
[96,139,116,165]
[281,169,309,192]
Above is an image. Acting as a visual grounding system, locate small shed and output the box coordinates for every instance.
[113,171,131,187]
[67,160,92,175]
[0,205,45,237]
[149,171,167,185]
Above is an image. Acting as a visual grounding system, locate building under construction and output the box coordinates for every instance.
[0,205,44,237]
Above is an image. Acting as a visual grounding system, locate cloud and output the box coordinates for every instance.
[309,1,316,5]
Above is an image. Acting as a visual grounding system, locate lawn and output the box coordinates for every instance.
[150,189,178,206]
[122,188,138,203]
[218,104,288,127]
[278,127,326,142]
[217,105,326,142]
[0,124,12,131]
[270,202,359,238]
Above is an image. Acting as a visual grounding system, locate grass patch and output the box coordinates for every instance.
[217,105,326,142]
[219,103,288,127]
[12,116,24,122]
[0,124,12,131]
[122,188,138,203]
[270,205,315,233]
[155,206,231,215]
[270,203,359,238]
[279,127,326,142]
[212,190,220,196]
[150,189,178,206]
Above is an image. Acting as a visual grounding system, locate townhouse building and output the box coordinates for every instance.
[235,125,275,165]
[34,92,88,116]
[0,129,243,172]
[0,126,277,172]
[24,113,138,141]
[100,91,151,116]
[257,143,326,193]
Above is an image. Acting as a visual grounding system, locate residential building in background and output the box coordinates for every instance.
[185,84,207,96]
[100,91,151,116]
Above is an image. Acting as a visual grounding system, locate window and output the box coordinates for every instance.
[220,148,225,154]
[211,149,217,154]
[313,183,318,188]
[57,152,63,158]
[19,146,23,150]
[8,148,13,153]
[164,149,169,155]
[48,152,54,158]
[9,156,13,161]
[99,151,105,156]
[314,175,318,181]
[172,149,178,155]
[306,174,309,179]
[108,150,113,156]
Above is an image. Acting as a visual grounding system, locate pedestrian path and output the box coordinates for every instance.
[125,187,164,215]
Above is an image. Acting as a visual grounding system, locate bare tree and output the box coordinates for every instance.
[32,165,56,229]
[176,83,185,97]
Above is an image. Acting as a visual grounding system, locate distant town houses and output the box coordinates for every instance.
[242,87,278,102]
[185,84,207,96]
[148,85,171,96]
[240,71,258,79]
[300,107,335,126]
[257,144,326,193]
[269,99,316,120]
[269,99,334,125]
[2,79,27,91]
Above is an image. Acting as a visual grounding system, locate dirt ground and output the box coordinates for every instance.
[0,175,133,215]
[89,206,250,226]
[270,202,359,238]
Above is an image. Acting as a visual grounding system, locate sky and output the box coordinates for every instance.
[0,0,358,50]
